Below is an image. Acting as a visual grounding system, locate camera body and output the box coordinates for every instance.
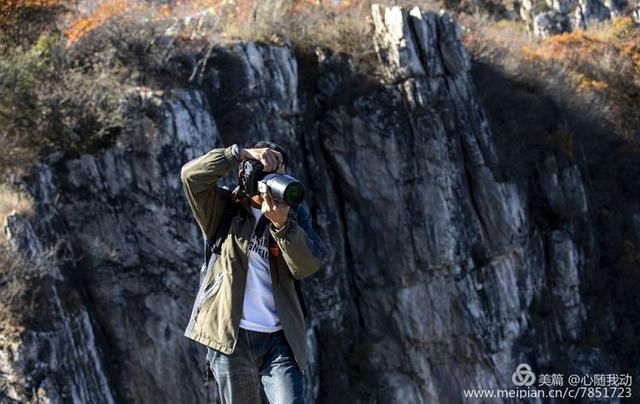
[238,159,305,206]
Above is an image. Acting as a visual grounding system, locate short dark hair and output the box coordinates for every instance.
[251,140,288,167]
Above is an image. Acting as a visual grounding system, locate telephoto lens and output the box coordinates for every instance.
[259,173,305,206]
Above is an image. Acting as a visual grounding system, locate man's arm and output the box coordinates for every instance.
[180,146,239,240]
[269,204,328,280]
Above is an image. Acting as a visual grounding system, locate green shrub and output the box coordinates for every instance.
[0,31,126,174]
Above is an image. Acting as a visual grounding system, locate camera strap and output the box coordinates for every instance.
[209,188,240,259]
[253,215,270,239]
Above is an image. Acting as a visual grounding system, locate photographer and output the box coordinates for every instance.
[180,141,328,404]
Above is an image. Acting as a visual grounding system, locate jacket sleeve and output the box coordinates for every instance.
[180,146,239,240]
[269,204,328,280]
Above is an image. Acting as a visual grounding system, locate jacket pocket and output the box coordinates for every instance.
[202,271,224,301]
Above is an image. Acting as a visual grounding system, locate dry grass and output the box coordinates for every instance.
[461,13,640,144]
[0,208,65,339]
[0,242,31,336]
[60,0,443,75]
[0,184,35,333]
[0,241,51,338]
[222,1,381,73]
[460,13,534,61]
[0,244,67,343]
[0,185,34,228]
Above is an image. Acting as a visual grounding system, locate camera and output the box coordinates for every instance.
[238,159,305,206]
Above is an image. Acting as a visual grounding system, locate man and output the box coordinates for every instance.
[180,141,328,404]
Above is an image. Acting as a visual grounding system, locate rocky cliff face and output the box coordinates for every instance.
[519,0,639,37]
[2,4,638,404]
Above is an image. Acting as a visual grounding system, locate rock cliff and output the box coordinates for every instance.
[519,0,639,37]
[2,4,638,404]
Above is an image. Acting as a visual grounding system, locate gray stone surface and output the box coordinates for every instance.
[534,10,572,38]
[520,0,630,36]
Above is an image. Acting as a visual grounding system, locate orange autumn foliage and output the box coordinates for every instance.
[462,12,640,142]
[520,18,640,140]
[64,0,151,44]
[61,0,386,45]
[521,21,640,92]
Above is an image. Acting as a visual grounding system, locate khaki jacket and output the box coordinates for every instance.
[180,146,327,372]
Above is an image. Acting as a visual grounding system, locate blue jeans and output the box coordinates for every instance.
[207,328,305,404]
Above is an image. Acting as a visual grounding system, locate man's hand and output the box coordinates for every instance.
[240,147,284,172]
[262,190,290,229]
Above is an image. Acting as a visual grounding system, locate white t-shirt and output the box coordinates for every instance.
[239,206,282,332]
